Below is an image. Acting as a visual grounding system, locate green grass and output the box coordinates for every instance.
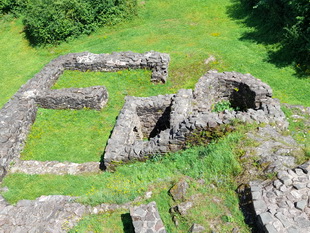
[281,105,310,161]
[3,131,249,232]
[14,0,309,163]
[21,69,171,162]
[1,0,309,231]
[3,131,242,204]
[1,0,309,109]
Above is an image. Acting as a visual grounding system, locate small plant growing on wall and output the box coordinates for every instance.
[185,125,234,147]
[212,100,234,112]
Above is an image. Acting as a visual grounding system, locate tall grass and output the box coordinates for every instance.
[3,131,242,205]
[3,131,249,232]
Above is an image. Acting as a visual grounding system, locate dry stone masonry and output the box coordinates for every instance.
[250,161,310,233]
[245,125,301,174]
[0,194,140,233]
[36,86,108,110]
[130,202,166,233]
[104,70,288,168]
[1,52,308,232]
[0,51,170,181]
[0,195,91,233]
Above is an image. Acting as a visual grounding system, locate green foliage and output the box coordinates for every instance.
[68,210,134,233]
[1,0,309,109]
[2,131,248,231]
[281,105,310,162]
[22,0,137,45]
[185,125,233,147]
[235,0,310,74]
[212,100,234,112]
[0,1,308,231]
[0,0,29,16]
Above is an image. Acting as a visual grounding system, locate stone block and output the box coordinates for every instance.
[175,201,193,215]
[258,212,274,225]
[264,223,278,233]
[295,200,308,211]
[130,202,166,233]
[169,180,189,202]
[189,223,205,232]
[279,176,293,186]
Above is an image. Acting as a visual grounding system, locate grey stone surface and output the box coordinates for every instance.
[0,191,154,232]
[0,195,91,233]
[1,52,307,232]
[36,86,108,110]
[245,125,301,173]
[169,180,189,202]
[250,161,310,233]
[9,160,101,175]
[130,202,166,233]
[189,223,206,232]
[175,201,193,215]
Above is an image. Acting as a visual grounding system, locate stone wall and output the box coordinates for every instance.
[0,51,170,180]
[62,51,170,83]
[0,99,37,179]
[250,162,310,232]
[36,86,108,110]
[103,94,174,167]
[103,71,288,169]
[193,71,273,112]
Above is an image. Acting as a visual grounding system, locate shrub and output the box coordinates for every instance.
[23,0,137,45]
[0,0,29,16]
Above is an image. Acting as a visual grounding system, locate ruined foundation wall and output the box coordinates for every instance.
[103,71,288,168]
[0,51,170,180]
[62,51,170,83]
[36,86,108,110]
[104,94,174,168]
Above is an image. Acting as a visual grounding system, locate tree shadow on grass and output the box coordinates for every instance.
[226,0,309,78]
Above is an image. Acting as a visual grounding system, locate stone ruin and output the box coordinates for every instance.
[130,201,166,233]
[250,161,310,232]
[103,70,287,168]
[0,51,170,180]
[1,51,309,232]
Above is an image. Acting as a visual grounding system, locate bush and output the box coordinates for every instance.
[0,0,29,16]
[22,0,137,45]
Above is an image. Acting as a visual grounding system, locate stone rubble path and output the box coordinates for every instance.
[0,194,136,233]
[250,161,310,233]
[245,125,301,173]
[9,160,101,175]
[0,195,91,233]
